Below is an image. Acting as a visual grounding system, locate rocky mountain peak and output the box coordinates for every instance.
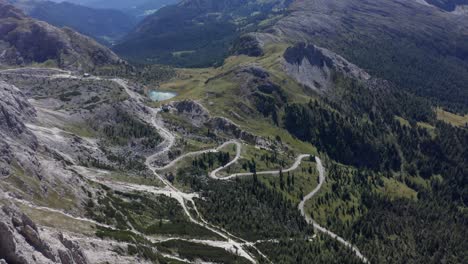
[0,0,24,19]
[282,42,370,92]
[284,43,334,69]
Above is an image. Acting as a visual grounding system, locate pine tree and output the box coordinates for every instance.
[280,169,285,191]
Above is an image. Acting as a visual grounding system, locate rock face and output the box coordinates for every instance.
[0,205,90,264]
[0,0,124,71]
[0,80,36,135]
[282,43,370,92]
[8,0,137,46]
[166,100,269,146]
[168,100,211,128]
[0,80,37,178]
[209,116,260,144]
[0,81,94,264]
[57,234,89,264]
[231,33,266,57]
[231,65,288,120]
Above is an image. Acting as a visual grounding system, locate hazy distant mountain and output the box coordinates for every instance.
[89,0,174,9]
[0,0,123,70]
[31,0,178,19]
[8,0,137,45]
[114,0,290,66]
[124,0,180,17]
[424,0,468,11]
[115,0,468,111]
[79,0,179,18]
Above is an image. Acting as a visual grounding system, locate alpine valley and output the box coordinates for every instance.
[0,0,467,264]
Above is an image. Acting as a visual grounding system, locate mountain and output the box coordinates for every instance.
[75,0,179,18]
[113,0,290,67]
[0,0,124,71]
[87,0,173,10]
[119,0,468,110]
[0,0,467,263]
[262,0,468,111]
[424,0,468,11]
[124,0,180,18]
[8,0,137,45]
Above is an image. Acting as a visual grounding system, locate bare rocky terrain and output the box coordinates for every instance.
[0,67,162,262]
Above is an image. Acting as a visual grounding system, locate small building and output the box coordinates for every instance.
[83,73,91,78]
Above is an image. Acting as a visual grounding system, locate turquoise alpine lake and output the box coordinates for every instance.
[148,90,177,102]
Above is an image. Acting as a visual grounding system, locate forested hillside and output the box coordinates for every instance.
[113,0,290,66]
[272,0,468,112]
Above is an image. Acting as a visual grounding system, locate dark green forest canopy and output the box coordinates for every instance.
[113,0,291,67]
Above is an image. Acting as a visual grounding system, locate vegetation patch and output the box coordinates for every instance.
[87,189,222,240]
[257,237,363,264]
[436,108,468,127]
[195,178,313,241]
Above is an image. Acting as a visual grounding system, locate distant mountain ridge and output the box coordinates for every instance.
[8,0,137,45]
[266,0,468,111]
[114,0,291,66]
[0,0,124,71]
[424,0,468,11]
[66,0,180,18]
[114,0,468,111]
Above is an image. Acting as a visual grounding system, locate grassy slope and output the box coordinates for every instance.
[159,44,317,155]
[436,108,468,127]
[159,43,425,223]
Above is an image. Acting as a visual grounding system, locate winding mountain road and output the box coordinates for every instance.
[298,157,369,264]
[211,151,310,180]
[119,77,370,263]
[208,143,369,263]
[154,140,240,171]
[115,80,263,263]
[2,69,261,264]
[4,69,369,263]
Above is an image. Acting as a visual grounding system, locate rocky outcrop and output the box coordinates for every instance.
[0,80,36,136]
[0,206,89,264]
[231,34,265,57]
[234,65,283,95]
[57,234,89,264]
[0,205,90,264]
[0,80,37,178]
[167,100,211,127]
[165,99,272,147]
[232,65,288,119]
[209,117,259,145]
[0,1,124,71]
[13,211,56,262]
[282,43,370,92]
[231,31,284,57]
